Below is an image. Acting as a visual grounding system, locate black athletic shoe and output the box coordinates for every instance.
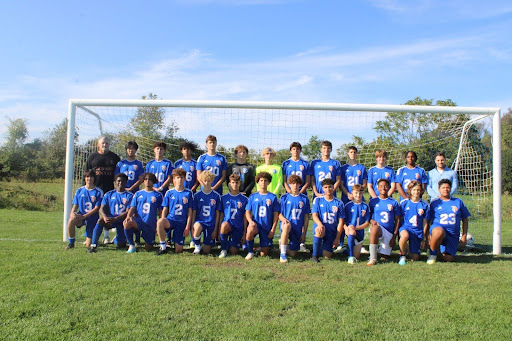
[87,246,98,253]
[311,256,319,263]
[155,248,168,256]
[65,244,75,250]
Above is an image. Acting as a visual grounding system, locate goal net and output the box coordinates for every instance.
[64,99,502,254]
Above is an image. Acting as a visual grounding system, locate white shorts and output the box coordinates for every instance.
[378,226,393,256]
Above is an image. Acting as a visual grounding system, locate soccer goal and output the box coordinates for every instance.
[64,99,502,254]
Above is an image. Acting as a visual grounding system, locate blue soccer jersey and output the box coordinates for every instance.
[310,158,341,196]
[396,165,428,200]
[282,158,311,191]
[115,159,144,189]
[280,193,311,231]
[130,190,163,226]
[246,192,280,231]
[72,186,104,215]
[174,158,198,191]
[369,197,402,234]
[162,188,195,222]
[197,153,228,194]
[429,197,471,235]
[145,159,173,191]
[340,163,368,203]
[220,193,248,229]
[194,190,221,225]
[368,166,396,191]
[101,189,134,217]
[312,196,345,234]
[344,201,370,228]
[400,199,430,235]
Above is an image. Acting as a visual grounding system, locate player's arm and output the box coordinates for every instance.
[301,213,309,243]
[312,179,323,197]
[212,170,227,192]
[82,205,100,220]
[451,172,459,196]
[426,172,437,199]
[421,217,430,249]
[279,213,289,223]
[245,209,255,225]
[389,215,401,247]
[334,174,342,192]
[70,204,81,219]
[184,208,193,236]
[283,174,291,194]
[158,175,172,192]
[388,182,396,197]
[459,217,469,247]
[396,183,407,199]
[355,218,370,231]
[242,211,248,244]
[367,183,377,199]
[211,209,220,240]
[312,212,324,235]
[268,211,279,239]
[191,179,199,192]
[127,175,143,193]
[334,217,345,247]
[244,168,255,195]
[196,170,204,187]
[161,207,169,219]
[340,180,349,197]
[125,206,136,222]
[299,175,311,194]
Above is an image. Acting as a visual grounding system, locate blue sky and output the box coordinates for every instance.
[1,0,511,144]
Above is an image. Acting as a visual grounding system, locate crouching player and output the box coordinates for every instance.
[367,179,402,266]
[218,174,249,258]
[65,170,104,250]
[90,173,133,252]
[427,179,470,264]
[343,184,370,264]
[191,171,221,255]
[311,178,345,263]
[245,172,280,260]
[123,173,163,253]
[398,180,430,265]
[278,175,310,263]
[156,168,195,255]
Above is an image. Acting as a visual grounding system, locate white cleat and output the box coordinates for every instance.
[347,256,357,264]
[193,246,202,255]
[245,252,254,260]
[426,255,437,265]
[219,250,228,259]
[299,243,308,252]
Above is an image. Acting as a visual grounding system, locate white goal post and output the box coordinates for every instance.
[64,99,502,254]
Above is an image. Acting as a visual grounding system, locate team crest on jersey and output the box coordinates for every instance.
[122,198,128,205]
[362,210,367,216]
[190,166,195,171]
[387,204,393,211]
[162,165,167,171]
[272,169,277,174]
[329,166,333,172]
[216,160,221,166]
[357,170,361,176]
[418,209,424,216]
[332,206,338,213]
[151,196,157,203]
[299,165,304,171]
[91,196,96,203]
[415,173,420,179]
[299,201,304,208]
[210,199,216,205]
[133,165,138,170]
[266,199,272,206]
[183,197,188,204]
[237,201,243,209]
[242,168,248,174]
[452,206,458,213]
[385,172,390,178]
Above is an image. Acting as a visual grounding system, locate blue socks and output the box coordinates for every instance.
[220,233,229,251]
[313,236,322,257]
[91,223,103,246]
[347,235,355,257]
[68,237,75,245]
[124,228,135,246]
[247,239,254,253]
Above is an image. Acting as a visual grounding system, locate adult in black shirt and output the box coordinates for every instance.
[86,136,120,193]
[227,145,255,195]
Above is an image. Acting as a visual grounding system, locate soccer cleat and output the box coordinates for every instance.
[87,246,97,253]
[311,256,319,263]
[366,259,377,266]
[299,243,308,252]
[347,256,357,264]
[189,241,195,248]
[426,255,437,265]
[398,256,407,266]
[193,246,202,255]
[219,250,228,259]
[333,245,346,254]
[360,246,369,254]
[245,252,254,260]
[65,244,75,250]
[280,254,288,263]
[126,245,137,254]
[155,248,167,256]
[102,237,111,245]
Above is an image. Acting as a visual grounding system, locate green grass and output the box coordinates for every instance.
[1,208,512,340]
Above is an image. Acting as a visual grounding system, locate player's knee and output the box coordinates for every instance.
[220,221,231,234]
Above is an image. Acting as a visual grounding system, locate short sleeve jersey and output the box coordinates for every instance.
[344,201,371,228]
[130,190,163,226]
[429,197,471,235]
[369,197,402,234]
[282,158,311,191]
[396,166,428,199]
[145,159,173,191]
[400,199,430,234]
[280,193,311,230]
[162,188,195,222]
[311,159,341,196]
[368,166,396,190]
[255,164,283,195]
[72,186,104,215]
[193,190,221,225]
[220,193,249,229]
[246,192,280,231]
[101,189,134,217]
[115,159,144,189]
[312,196,345,233]
[340,163,368,203]
[174,159,198,191]
[197,153,228,194]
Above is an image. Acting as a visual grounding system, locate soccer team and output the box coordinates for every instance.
[66,135,470,265]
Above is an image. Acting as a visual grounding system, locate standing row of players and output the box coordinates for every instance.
[67,135,469,265]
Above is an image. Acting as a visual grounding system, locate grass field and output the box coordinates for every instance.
[1,181,512,340]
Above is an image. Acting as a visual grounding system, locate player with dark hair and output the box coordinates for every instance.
[197,135,228,194]
[282,142,311,195]
[174,142,199,192]
[396,151,428,201]
[227,145,255,196]
[115,141,144,193]
[427,152,458,199]
[340,146,368,204]
[343,184,370,264]
[367,149,396,199]
[145,141,173,195]
[311,141,342,198]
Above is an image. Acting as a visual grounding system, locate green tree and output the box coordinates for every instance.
[35,119,72,179]
[0,118,30,178]
[502,108,512,193]
[302,135,322,161]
